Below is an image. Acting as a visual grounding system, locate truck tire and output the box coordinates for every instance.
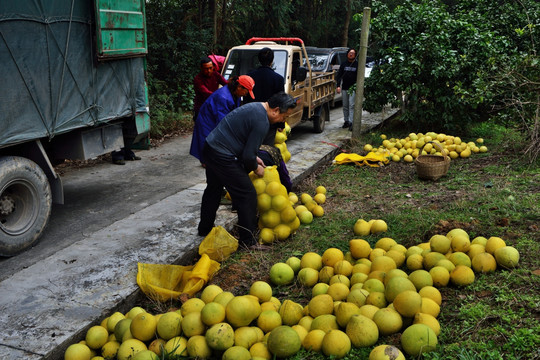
[313,105,329,133]
[0,156,52,256]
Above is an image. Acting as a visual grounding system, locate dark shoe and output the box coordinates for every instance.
[112,159,126,165]
[349,126,353,131]
[342,122,351,128]
[125,155,141,161]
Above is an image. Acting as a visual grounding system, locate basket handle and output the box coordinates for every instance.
[419,141,448,158]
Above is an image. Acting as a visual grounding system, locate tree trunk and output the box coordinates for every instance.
[209,0,217,50]
[342,0,352,47]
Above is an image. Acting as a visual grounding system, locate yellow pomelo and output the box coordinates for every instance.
[494,246,519,268]
[346,314,379,348]
[163,336,188,356]
[249,342,271,360]
[418,286,442,306]
[186,335,212,359]
[298,267,319,287]
[260,210,281,228]
[147,338,166,356]
[285,256,301,274]
[370,220,388,234]
[84,325,108,350]
[257,310,282,333]
[302,329,326,352]
[313,193,326,204]
[318,266,334,284]
[429,235,451,254]
[267,326,301,358]
[213,291,234,308]
[375,237,396,251]
[291,324,308,343]
[384,276,417,303]
[117,339,147,360]
[471,236,488,246]
[448,251,471,267]
[393,290,422,317]
[200,284,223,304]
[362,278,385,293]
[271,195,288,212]
[298,210,314,224]
[200,302,226,326]
[274,131,287,144]
[371,256,397,273]
[64,343,91,360]
[385,250,406,268]
[447,228,470,252]
[322,247,344,267]
[205,322,234,350]
[101,340,120,359]
[279,299,304,326]
[347,288,370,307]
[260,301,278,312]
[257,193,272,212]
[408,269,433,290]
[352,262,371,275]
[250,281,273,303]
[485,236,507,254]
[321,329,351,359]
[226,295,261,328]
[180,297,206,316]
[280,206,297,223]
[429,266,450,287]
[300,193,313,204]
[259,227,275,244]
[310,314,339,332]
[156,312,182,340]
[327,283,350,301]
[467,244,486,260]
[384,268,408,285]
[308,294,334,318]
[265,181,282,196]
[269,262,294,285]
[315,185,327,195]
[288,192,299,204]
[353,219,371,236]
[334,260,353,277]
[330,274,351,287]
[417,242,431,251]
[369,344,405,360]
[126,307,146,320]
[372,308,403,335]
[350,272,368,286]
[287,216,301,232]
[234,326,259,348]
[294,205,308,216]
[223,346,251,360]
[423,252,446,270]
[435,259,455,272]
[300,252,323,270]
[107,312,126,333]
[471,252,497,273]
[366,291,387,308]
[130,313,156,342]
[401,324,438,356]
[253,178,266,195]
[334,302,361,328]
[359,304,380,320]
[413,312,440,336]
[406,253,424,271]
[131,350,159,360]
[312,205,325,218]
[349,239,372,259]
[181,311,206,337]
[298,316,314,331]
[420,297,441,318]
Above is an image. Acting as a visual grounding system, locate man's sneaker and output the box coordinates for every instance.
[342,122,351,128]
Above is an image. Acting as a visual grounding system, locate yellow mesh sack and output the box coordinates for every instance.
[137,253,220,302]
[198,226,238,262]
[334,151,389,167]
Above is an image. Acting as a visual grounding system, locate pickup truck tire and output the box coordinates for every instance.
[313,105,329,133]
[0,156,52,256]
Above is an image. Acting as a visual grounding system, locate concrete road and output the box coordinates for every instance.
[0,105,395,359]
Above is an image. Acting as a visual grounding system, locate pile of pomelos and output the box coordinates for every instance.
[364,132,489,163]
[274,123,292,163]
[64,225,519,360]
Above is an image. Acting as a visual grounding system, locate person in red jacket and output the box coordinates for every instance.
[193,57,227,121]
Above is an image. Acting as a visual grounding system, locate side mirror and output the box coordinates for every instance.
[295,66,308,82]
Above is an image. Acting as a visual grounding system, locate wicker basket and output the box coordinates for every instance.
[415,141,450,180]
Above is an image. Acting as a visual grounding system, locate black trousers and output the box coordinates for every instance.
[198,144,258,246]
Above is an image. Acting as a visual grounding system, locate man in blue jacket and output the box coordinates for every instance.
[198,92,297,249]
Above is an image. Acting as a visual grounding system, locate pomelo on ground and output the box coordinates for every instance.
[485,236,506,254]
[101,340,121,359]
[156,311,183,340]
[321,329,351,359]
[369,344,405,360]
[257,310,282,333]
[450,265,475,286]
[400,323,438,356]
[322,247,344,267]
[250,281,273,303]
[279,299,304,326]
[393,290,422,318]
[130,313,157,342]
[346,314,379,348]
[226,295,261,328]
[269,262,294,285]
[349,239,371,259]
[413,312,441,336]
[302,329,326,352]
[64,343,91,360]
[234,326,259,348]
[181,311,206,337]
[200,284,223,304]
[131,350,159,360]
[180,297,206,316]
[494,246,519,268]
[85,325,109,350]
[353,219,371,236]
[267,326,301,358]
[205,322,235,351]
[310,314,339,332]
[186,335,212,359]
[370,220,388,234]
[318,266,334,284]
[200,302,226,326]
[285,256,302,274]
[298,267,319,287]
[471,252,497,273]
[372,308,403,336]
[117,339,147,360]
[308,294,334,318]
[429,266,450,287]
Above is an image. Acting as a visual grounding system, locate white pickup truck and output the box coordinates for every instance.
[221,37,336,133]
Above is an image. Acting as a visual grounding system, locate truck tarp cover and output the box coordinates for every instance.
[0,1,146,148]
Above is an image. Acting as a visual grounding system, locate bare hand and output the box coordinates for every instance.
[255,165,265,177]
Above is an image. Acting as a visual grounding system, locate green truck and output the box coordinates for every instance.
[0,0,150,256]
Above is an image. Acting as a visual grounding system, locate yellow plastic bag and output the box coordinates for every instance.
[334,151,390,167]
[198,226,238,262]
[136,253,220,301]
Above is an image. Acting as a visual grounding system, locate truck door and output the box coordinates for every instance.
[286,51,305,127]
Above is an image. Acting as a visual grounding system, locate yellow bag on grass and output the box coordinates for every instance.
[198,226,239,262]
[334,151,390,167]
[137,253,220,302]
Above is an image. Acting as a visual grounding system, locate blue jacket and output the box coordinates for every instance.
[190,85,241,161]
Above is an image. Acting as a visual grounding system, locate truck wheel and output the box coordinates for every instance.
[313,105,329,133]
[0,156,52,256]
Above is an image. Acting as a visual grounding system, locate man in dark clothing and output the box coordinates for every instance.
[198,92,297,249]
[335,48,358,129]
[247,47,285,102]
[193,57,228,121]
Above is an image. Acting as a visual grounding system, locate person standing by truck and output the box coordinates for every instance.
[335,48,358,129]
[193,57,228,121]
[189,75,255,163]
[246,47,285,102]
[197,92,297,249]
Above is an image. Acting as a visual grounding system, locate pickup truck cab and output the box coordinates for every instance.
[221,37,335,133]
